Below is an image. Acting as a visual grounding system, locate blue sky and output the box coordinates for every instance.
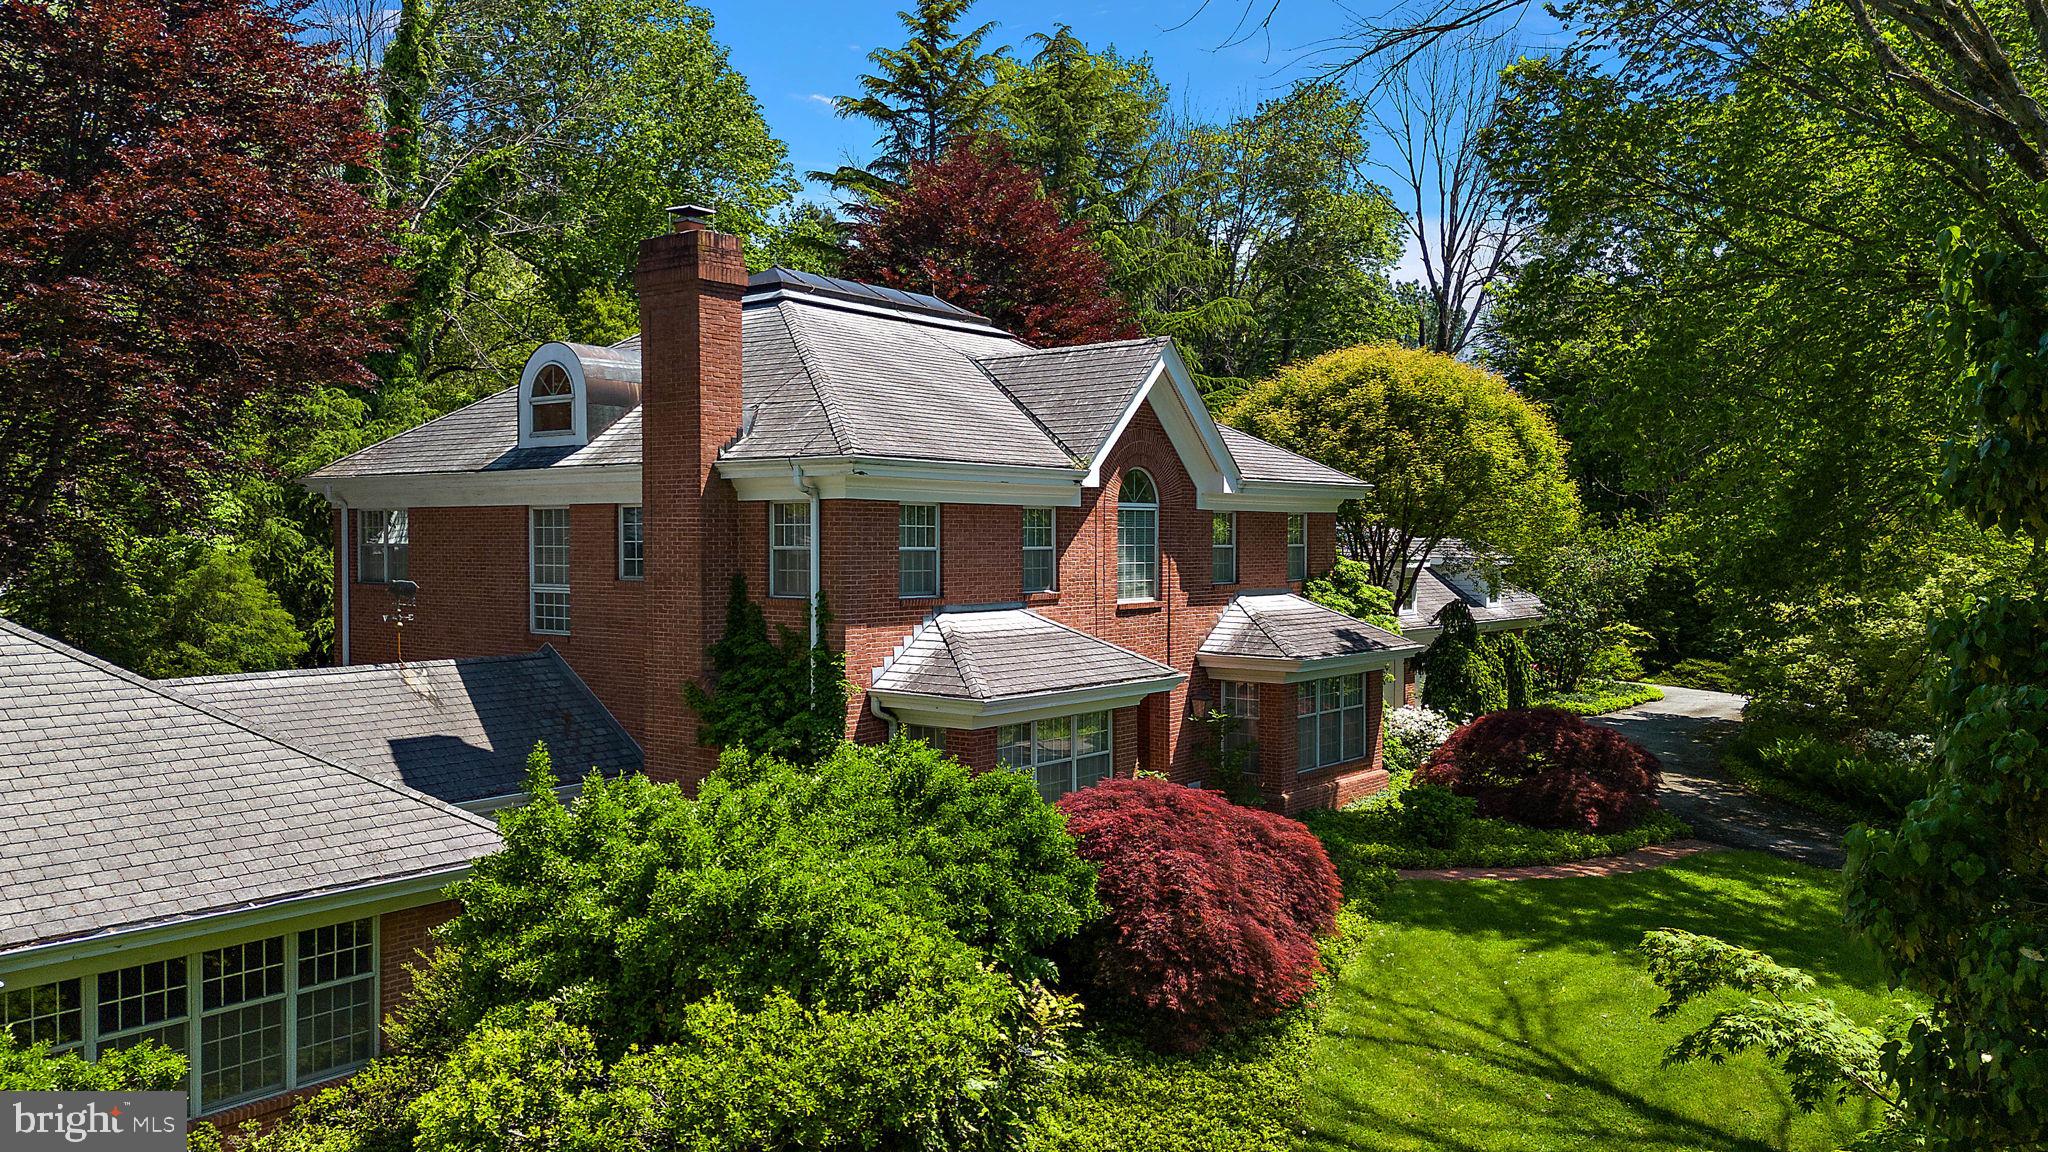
[704,0,1372,196]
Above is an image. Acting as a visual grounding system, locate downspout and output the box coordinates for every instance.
[790,462,821,652]
[331,488,350,666]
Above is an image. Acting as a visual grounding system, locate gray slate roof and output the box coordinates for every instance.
[309,271,1367,489]
[1201,593,1421,662]
[1398,566,1545,632]
[872,607,1181,701]
[167,650,640,807]
[0,619,499,955]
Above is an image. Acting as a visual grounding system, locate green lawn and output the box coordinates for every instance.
[1303,852,1909,1152]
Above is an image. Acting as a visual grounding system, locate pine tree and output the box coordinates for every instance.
[820,0,1005,193]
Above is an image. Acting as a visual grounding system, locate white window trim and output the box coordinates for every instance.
[1288,514,1308,583]
[898,503,941,599]
[0,919,380,1118]
[1296,673,1368,773]
[768,501,813,599]
[529,507,570,636]
[517,347,588,448]
[997,711,1114,800]
[1212,512,1237,585]
[1117,470,1159,603]
[1021,507,1057,594]
[355,509,407,586]
[1220,680,1259,772]
[617,505,644,581]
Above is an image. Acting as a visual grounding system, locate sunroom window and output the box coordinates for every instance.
[1296,672,1367,771]
[999,712,1112,801]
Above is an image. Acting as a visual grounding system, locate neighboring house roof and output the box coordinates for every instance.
[869,606,1184,725]
[1398,566,1546,634]
[0,618,500,956]
[1201,593,1421,668]
[307,269,1366,495]
[166,649,641,810]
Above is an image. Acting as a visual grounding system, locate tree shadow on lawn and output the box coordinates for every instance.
[1306,973,1866,1152]
[1374,850,1893,996]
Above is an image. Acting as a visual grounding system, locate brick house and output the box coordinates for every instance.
[307,210,1423,812]
[0,620,635,1125]
[1392,542,1547,704]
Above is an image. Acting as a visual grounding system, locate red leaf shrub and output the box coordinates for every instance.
[1055,777,1341,1050]
[1417,708,1662,832]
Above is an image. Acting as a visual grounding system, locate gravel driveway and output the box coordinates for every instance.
[1588,685,1850,868]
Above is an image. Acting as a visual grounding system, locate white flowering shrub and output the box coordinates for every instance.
[1383,706,1457,776]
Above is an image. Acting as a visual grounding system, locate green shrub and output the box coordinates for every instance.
[1721,724,1936,822]
[1420,602,1507,718]
[1535,679,1666,716]
[0,1031,185,1091]
[1491,630,1534,709]
[1382,705,1456,774]
[1585,640,1646,683]
[1394,783,1475,848]
[1656,658,1745,693]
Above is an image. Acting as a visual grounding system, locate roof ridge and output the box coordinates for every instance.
[931,614,992,699]
[975,335,1167,363]
[777,303,857,454]
[167,650,548,686]
[1238,597,1300,660]
[0,616,499,834]
[966,355,1084,462]
[537,644,646,770]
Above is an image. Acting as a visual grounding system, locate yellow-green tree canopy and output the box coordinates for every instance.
[1221,344,1579,601]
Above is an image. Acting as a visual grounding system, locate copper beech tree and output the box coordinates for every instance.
[842,139,1138,347]
[0,0,404,579]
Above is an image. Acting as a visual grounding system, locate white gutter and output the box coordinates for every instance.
[332,488,350,665]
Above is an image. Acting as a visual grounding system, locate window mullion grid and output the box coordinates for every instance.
[186,960,201,1114]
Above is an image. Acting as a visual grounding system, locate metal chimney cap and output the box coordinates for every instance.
[666,203,714,224]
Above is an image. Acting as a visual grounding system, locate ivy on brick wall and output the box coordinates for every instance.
[685,574,848,764]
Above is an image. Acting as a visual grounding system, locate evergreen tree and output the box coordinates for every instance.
[822,0,1005,193]
[986,26,1164,224]
[1420,601,1507,720]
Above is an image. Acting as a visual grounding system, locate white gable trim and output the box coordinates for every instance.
[1082,343,1242,492]
[518,343,590,449]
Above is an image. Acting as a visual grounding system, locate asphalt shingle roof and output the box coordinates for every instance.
[308,270,1368,489]
[167,649,640,807]
[1201,593,1420,662]
[872,607,1182,701]
[0,619,500,955]
[1399,566,1545,632]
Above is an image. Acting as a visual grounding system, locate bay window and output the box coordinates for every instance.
[1218,680,1259,772]
[999,712,1112,801]
[1296,673,1367,771]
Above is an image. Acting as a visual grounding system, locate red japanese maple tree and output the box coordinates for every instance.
[0,0,404,577]
[841,138,1139,346]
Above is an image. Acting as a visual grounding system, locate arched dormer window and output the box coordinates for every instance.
[1117,469,1158,601]
[531,363,575,436]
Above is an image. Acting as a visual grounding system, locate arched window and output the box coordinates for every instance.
[1117,469,1158,601]
[531,363,574,435]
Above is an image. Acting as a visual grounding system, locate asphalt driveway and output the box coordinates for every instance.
[1589,686,1849,868]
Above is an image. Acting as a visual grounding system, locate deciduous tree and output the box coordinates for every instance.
[0,0,404,582]
[842,139,1138,346]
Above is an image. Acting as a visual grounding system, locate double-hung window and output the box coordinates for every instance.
[899,723,946,750]
[1212,513,1237,584]
[529,507,570,634]
[769,502,811,599]
[1,917,380,1117]
[1021,508,1056,593]
[618,506,644,580]
[899,504,940,598]
[998,712,1112,801]
[1296,673,1367,771]
[1287,514,1307,582]
[1117,471,1158,601]
[356,509,408,584]
[1219,680,1259,773]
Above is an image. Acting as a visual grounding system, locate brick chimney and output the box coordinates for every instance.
[635,204,747,786]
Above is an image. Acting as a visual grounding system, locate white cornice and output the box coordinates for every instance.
[1195,646,1423,684]
[310,466,642,509]
[720,456,1087,507]
[869,671,1186,729]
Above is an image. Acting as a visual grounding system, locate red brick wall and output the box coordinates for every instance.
[380,899,459,1024]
